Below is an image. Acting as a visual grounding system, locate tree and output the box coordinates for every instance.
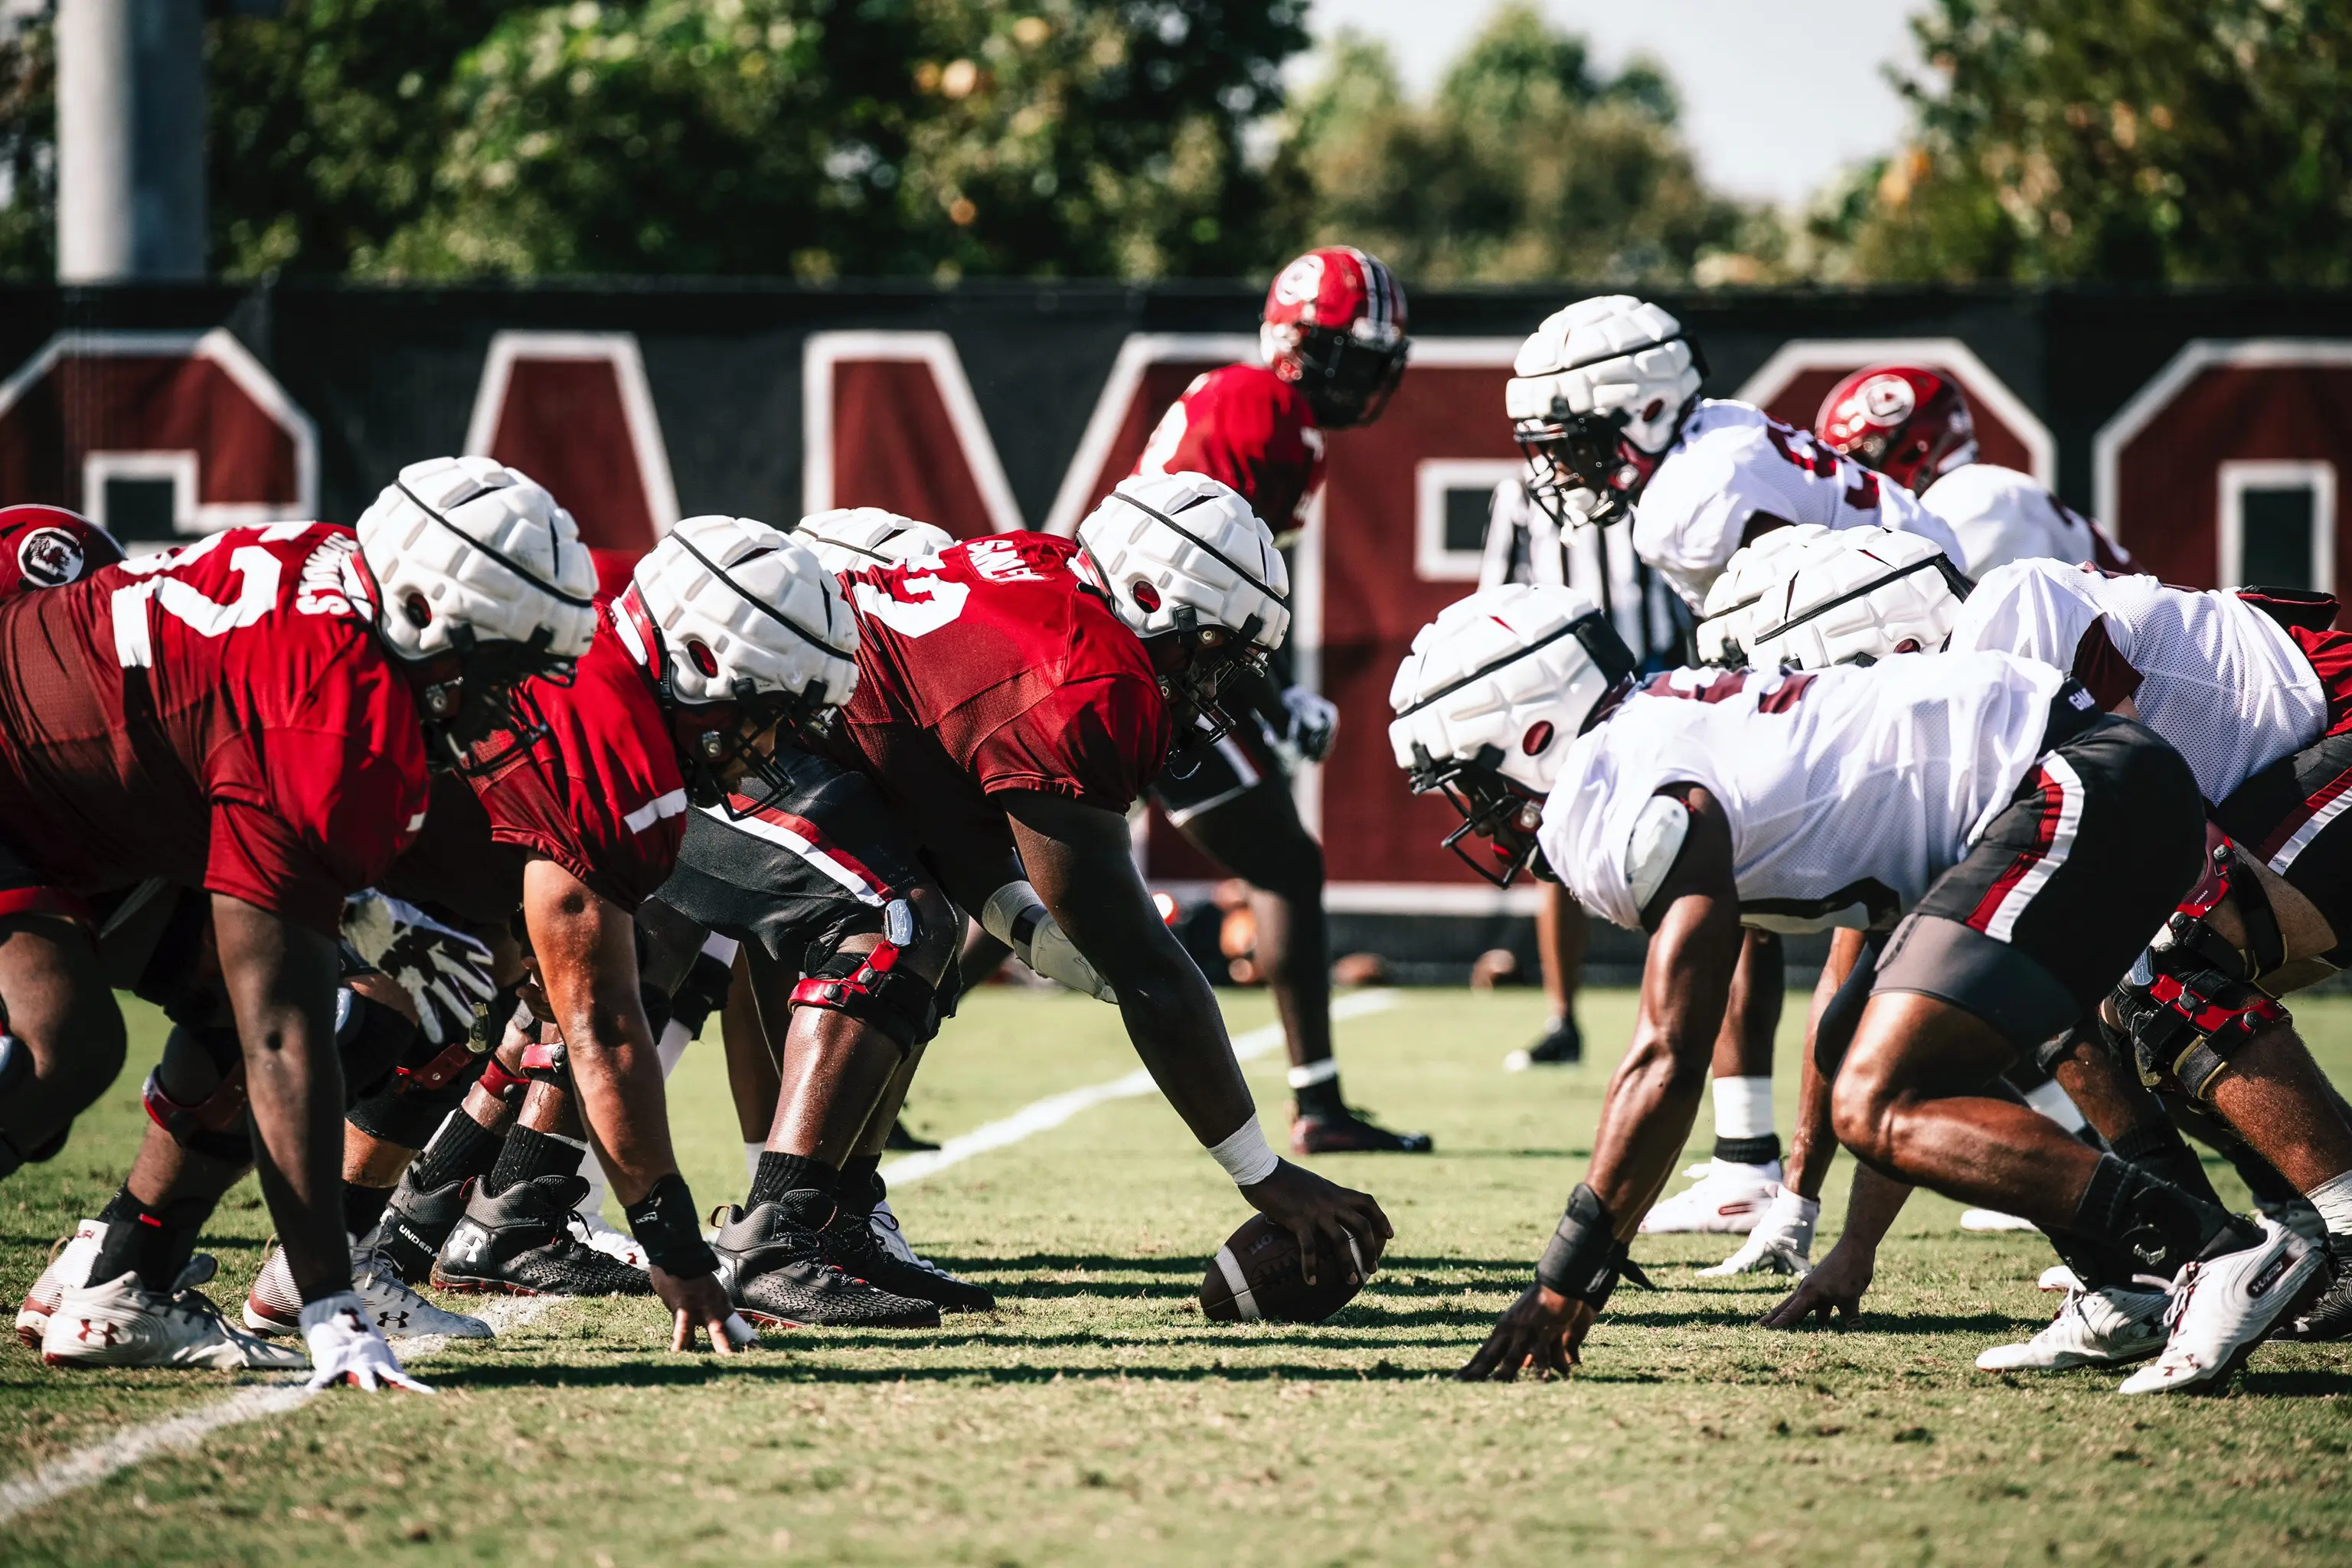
[0,18,53,279]
[1267,6,1753,286]
[1840,0,2352,284]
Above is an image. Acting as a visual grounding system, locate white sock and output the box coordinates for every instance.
[2307,1168,2352,1237]
[656,1018,691,1079]
[2021,1078,2089,1135]
[745,1142,765,1189]
[575,1153,610,1226]
[1713,1076,1775,1142]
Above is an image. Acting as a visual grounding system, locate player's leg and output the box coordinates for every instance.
[0,909,125,1180]
[1508,883,1586,1069]
[1642,929,1781,1234]
[717,943,778,1184]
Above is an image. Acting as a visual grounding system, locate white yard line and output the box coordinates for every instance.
[881,988,1402,1187]
[0,1295,550,1526]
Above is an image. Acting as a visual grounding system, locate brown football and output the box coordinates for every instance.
[1199,1214,1377,1325]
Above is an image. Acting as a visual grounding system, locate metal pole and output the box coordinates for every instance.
[56,0,205,281]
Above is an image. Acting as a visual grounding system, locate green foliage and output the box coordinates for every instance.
[1845,0,2352,283]
[0,18,54,280]
[1268,6,1753,286]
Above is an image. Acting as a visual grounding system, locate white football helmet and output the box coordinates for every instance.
[1504,296,1704,528]
[1734,526,1971,671]
[791,508,954,575]
[1389,583,1638,885]
[1696,524,1836,665]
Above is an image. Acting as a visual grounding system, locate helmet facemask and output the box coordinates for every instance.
[1290,325,1410,429]
[416,623,580,773]
[1406,743,1551,887]
[1149,606,1273,759]
[670,683,831,814]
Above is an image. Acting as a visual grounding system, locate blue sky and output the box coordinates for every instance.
[1302,1,1928,208]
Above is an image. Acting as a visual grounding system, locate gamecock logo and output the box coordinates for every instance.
[1857,374,1917,426]
[1272,253,1327,312]
[17,528,85,588]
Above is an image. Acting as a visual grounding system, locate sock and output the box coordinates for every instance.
[2305,1168,2352,1237]
[485,1125,588,1197]
[90,1187,213,1294]
[749,1150,837,1207]
[838,1154,883,1213]
[576,1148,612,1226]
[2021,1078,2089,1135]
[411,1109,506,1191]
[2107,1120,2226,1208]
[745,1142,765,1189]
[1289,1057,1344,1119]
[1711,1076,1779,1166]
[656,1018,692,1079]
[341,1184,394,1240]
[2071,1152,2250,1281]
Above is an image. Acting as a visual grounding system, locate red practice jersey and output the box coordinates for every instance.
[0,523,428,933]
[458,601,688,913]
[1135,364,1325,539]
[830,533,1171,861]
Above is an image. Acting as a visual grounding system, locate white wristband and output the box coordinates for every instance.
[1206,1114,1280,1187]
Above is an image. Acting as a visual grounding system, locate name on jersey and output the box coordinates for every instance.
[293,531,375,620]
[962,538,1047,584]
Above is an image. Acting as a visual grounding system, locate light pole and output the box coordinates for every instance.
[54,0,205,282]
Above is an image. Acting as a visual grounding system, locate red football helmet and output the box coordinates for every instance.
[1813,365,1978,493]
[0,505,122,599]
[1259,247,1410,429]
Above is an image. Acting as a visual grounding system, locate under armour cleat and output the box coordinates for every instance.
[1640,1159,1781,1235]
[17,1221,215,1348]
[1291,1108,1434,1155]
[1504,1017,1582,1072]
[373,1168,473,1284]
[431,1175,653,1297]
[1961,1208,2041,1233]
[2119,1217,2324,1395]
[245,1237,492,1340]
[2268,1233,2352,1341]
[43,1273,303,1370]
[1975,1285,2169,1371]
[822,1199,994,1313]
[710,1191,939,1329]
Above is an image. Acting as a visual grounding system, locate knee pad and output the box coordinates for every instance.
[2109,834,2287,1102]
[142,1025,253,1164]
[519,1034,570,1087]
[476,1052,531,1107]
[789,933,939,1052]
[670,948,735,1040]
[336,989,422,1105]
[348,1026,490,1147]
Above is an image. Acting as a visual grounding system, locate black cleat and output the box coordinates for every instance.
[884,1117,939,1152]
[431,1174,652,1297]
[2273,1234,2352,1341]
[1506,1017,1583,1070]
[710,1190,940,1328]
[822,1197,995,1312]
[373,1168,473,1284]
[1291,1107,1434,1155]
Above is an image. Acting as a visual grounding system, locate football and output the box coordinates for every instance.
[1199,1214,1378,1324]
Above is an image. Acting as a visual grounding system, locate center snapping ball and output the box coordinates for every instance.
[1199,1214,1377,1324]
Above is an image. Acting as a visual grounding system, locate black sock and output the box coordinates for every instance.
[2109,1120,2226,1208]
[2071,1152,2252,1279]
[342,1184,394,1240]
[838,1154,884,1213]
[1713,1133,1782,1167]
[750,1151,837,1207]
[1294,1077,1347,1120]
[90,1187,214,1294]
[410,1111,506,1191]
[485,1125,585,1196]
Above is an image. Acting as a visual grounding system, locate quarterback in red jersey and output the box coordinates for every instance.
[0,456,598,1386]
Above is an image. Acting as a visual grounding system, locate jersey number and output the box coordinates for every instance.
[1761,419,1880,511]
[112,545,285,669]
[852,574,971,639]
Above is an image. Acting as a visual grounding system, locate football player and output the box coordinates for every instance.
[1394,583,2326,1394]
[1811,364,2134,577]
[0,458,596,1387]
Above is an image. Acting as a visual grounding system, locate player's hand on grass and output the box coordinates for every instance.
[301,1295,435,1393]
[1240,1159,1392,1287]
[656,1266,754,1354]
[1457,1285,1596,1380]
[1759,1234,1876,1328]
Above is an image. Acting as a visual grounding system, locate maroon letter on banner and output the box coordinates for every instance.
[802,332,1024,539]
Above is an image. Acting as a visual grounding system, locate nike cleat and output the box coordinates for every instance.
[710,1191,940,1329]
[43,1273,304,1370]
[432,1175,652,1297]
[1975,1285,2169,1371]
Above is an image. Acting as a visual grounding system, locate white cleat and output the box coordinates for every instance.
[245,1239,492,1341]
[1640,1160,1781,1235]
[43,1272,305,1370]
[569,1207,648,1269]
[1975,1285,2169,1371]
[1961,1208,2042,1233]
[17,1221,216,1348]
[2118,1217,2326,1396]
[1699,1185,1818,1276]
[868,1198,929,1268]
[2039,1264,2083,1293]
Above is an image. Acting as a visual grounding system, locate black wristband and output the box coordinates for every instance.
[623,1171,719,1277]
[1534,1182,1638,1310]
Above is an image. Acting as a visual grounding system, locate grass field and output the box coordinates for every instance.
[5,984,2352,1565]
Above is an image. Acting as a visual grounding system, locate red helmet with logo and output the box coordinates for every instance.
[1813,364,1978,493]
[1259,247,1410,429]
[0,505,122,599]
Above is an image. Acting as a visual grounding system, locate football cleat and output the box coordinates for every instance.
[710,1191,940,1329]
[1974,1285,2169,1371]
[431,1175,653,1297]
[1640,1159,1781,1235]
[883,1118,940,1153]
[372,1168,474,1284]
[42,1273,305,1370]
[1291,1108,1434,1155]
[1504,1017,1582,1072]
[820,1202,995,1313]
[17,1221,216,1348]
[2039,1264,2083,1292]
[2268,1233,2352,1342]
[1960,1208,2042,1233]
[2118,1217,2325,1396]
[569,1207,649,1269]
[244,1237,492,1340]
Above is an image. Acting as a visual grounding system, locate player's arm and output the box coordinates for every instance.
[996,787,1392,1278]
[1759,1163,1913,1330]
[521,857,740,1351]
[1460,784,1743,1380]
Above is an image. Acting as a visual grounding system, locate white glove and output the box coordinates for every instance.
[1279,687,1340,763]
[1698,1185,1818,1278]
[980,881,1118,1004]
[300,1293,435,1393]
[341,890,498,1045]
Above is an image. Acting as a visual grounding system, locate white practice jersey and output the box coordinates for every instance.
[1919,463,2127,577]
[1631,400,1962,611]
[1946,559,2321,803]
[1478,475,1678,660]
[1539,652,2063,933]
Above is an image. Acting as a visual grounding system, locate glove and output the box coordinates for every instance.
[300,1293,434,1393]
[341,891,498,1047]
[980,880,1118,1004]
[1698,1185,1818,1278]
[1278,687,1340,764]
